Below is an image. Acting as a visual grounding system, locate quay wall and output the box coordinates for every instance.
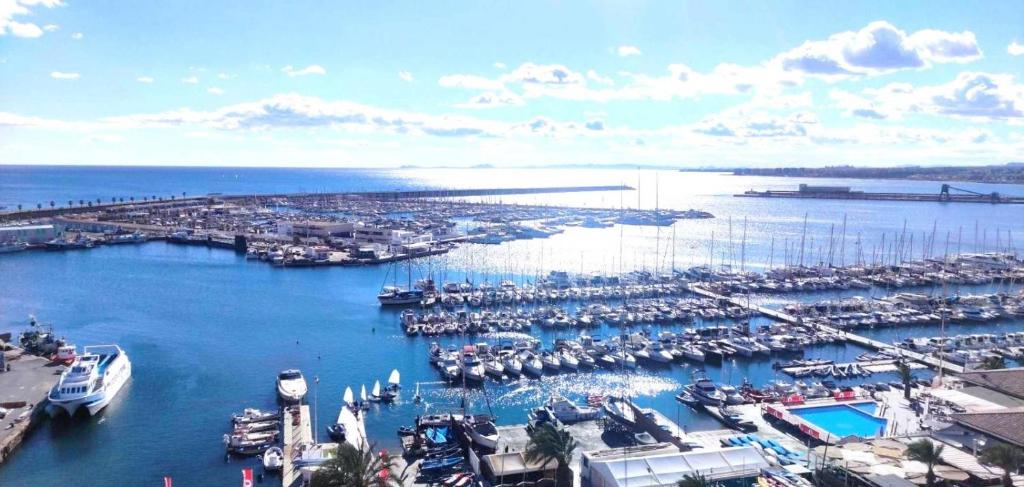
[0,350,59,466]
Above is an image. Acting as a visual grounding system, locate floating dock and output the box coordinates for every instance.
[0,348,59,465]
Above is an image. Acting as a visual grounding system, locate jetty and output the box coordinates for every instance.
[281,404,313,487]
[736,184,1024,205]
[0,347,59,465]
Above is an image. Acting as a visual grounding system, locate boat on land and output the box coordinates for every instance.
[542,395,600,423]
[276,369,307,403]
[462,414,499,449]
[602,395,637,428]
[47,344,132,417]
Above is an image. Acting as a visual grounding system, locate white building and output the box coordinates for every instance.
[0,224,59,244]
[582,446,768,487]
[277,221,353,238]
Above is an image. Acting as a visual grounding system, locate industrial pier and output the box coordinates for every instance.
[0,347,60,465]
[737,183,1024,204]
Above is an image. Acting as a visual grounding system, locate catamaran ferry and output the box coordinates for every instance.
[47,345,132,417]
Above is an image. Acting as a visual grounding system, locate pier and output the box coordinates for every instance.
[281,404,312,487]
[0,348,59,465]
[736,186,1024,205]
[687,284,967,374]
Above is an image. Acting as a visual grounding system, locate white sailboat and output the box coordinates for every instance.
[413,383,422,403]
[359,384,369,409]
[343,386,354,406]
[388,369,401,389]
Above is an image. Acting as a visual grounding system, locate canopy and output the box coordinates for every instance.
[588,447,768,487]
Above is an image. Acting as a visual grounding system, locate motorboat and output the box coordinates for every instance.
[688,370,725,407]
[483,356,505,378]
[602,395,637,428]
[52,344,77,365]
[327,422,347,442]
[520,351,544,377]
[0,241,27,254]
[458,347,486,384]
[46,345,131,417]
[263,446,284,471]
[500,353,522,377]
[233,408,281,425]
[540,351,561,372]
[276,369,307,403]
[543,395,600,423]
[462,414,499,449]
[719,385,746,405]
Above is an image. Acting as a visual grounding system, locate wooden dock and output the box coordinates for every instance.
[282,404,313,487]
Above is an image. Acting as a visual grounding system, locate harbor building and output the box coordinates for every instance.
[581,445,768,487]
[0,224,59,244]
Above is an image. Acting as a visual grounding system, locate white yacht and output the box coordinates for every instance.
[276,369,308,403]
[47,345,131,417]
[543,395,600,423]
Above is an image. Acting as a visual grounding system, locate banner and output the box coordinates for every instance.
[242,468,253,487]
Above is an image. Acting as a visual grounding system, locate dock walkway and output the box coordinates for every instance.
[687,284,965,374]
[282,404,312,487]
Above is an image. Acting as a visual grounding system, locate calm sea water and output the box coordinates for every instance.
[1,166,1023,485]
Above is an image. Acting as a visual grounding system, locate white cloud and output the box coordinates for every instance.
[1,0,64,38]
[438,74,505,91]
[455,91,523,109]
[217,72,234,80]
[42,23,57,32]
[282,64,326,77]
[207,87,225,95]
[398,70,413,82]
[50,71,79,80]
[181,76,199,84]
[774,21,981,78]
[70,32,82,40]
[493,62,507,70]
[617,45,642,57]
[1009,41,1024,56]
[136,76,155,84]
[835,72,1023,121]
[586,70,614,86]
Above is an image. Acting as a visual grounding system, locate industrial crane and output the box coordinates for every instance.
[939,184,1001,202]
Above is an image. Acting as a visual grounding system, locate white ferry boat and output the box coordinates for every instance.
[47,345,132,417]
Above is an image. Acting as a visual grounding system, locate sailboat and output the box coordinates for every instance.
[370,379,396,403]
[359,384,370,410]
[329,387,354,441]
[388,369,401,391]
[378,260,425,306]
[413,383,422,403]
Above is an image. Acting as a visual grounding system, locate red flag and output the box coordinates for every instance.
[163,477,173,487]
[242,468,253,487]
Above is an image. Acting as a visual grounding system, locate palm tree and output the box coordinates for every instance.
[981,443,1024,487]
[524,423,577,485]
[36,203,42,209]
[17,204,22,211]
[677,472,712,487]
[49,201,55,209]
[129,196,134,202]
[907,439,944,487]
[67,200,73,208]
[79,199,84,206]
[979,356,1006,370]
[309,442,404,487]
[897,361,914,400]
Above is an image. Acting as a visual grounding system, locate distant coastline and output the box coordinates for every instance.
[730,163,1024,185]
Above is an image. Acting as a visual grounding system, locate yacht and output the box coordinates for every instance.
[687,370,725,407]
[602,395,637,428]
[519,351,544,377]
[276,369,308,403]
[377,286,425,306]
[543,395,600,423]
[458,348,486,384]
[719,385,746,405]
[47,345,131,417]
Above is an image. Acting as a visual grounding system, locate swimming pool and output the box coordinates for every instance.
[790,403,887,439]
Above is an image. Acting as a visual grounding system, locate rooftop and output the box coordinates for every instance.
[953,407,1024,447]
[958,367,1024,400]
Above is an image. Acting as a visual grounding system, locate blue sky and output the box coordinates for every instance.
[1,0,1023,167]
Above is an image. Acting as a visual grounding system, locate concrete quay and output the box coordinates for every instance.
[0,348,61,465]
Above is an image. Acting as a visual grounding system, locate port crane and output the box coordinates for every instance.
[939,184,1001,202]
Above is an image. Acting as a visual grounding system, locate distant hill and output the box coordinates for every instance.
[732,164,1024,185]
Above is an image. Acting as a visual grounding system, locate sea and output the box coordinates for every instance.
[1,165,1023,485]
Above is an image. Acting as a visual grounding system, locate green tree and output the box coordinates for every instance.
[677,472,712,487]
[979,356,1006,370]
[907,439,944,487]
[524,423,577,486]
[897,361,915,400]
[309,442,404,487]
[980,443,1024,487]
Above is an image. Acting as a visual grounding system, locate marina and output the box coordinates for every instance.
[3,169,1024,486]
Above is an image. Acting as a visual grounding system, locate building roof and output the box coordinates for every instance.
[958,368,1024,400]
[953,407,1024,447]
[588,446,768,487]
[482,452,555,477]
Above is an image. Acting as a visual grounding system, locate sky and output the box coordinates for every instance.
[1,0,1023,168]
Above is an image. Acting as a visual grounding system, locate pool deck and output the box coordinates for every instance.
[0,348,61,466]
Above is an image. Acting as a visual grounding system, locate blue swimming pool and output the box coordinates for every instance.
[791,403,887,439]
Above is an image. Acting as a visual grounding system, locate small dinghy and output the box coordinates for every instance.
[327,423,346,442]
[263,446,284,471]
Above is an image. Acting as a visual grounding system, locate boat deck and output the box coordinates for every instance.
[282,404,312,487]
